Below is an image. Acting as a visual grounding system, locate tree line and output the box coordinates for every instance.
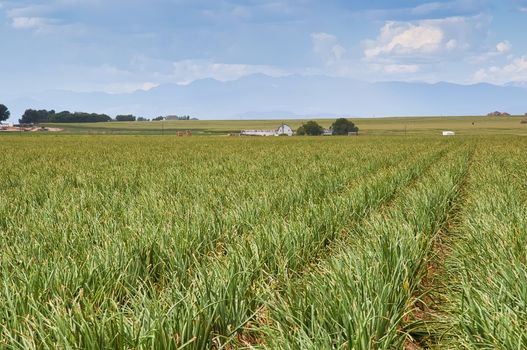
[9,107,195,124]
[19,109,112,124]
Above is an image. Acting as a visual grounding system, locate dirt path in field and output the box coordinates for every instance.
[403,143,477,349]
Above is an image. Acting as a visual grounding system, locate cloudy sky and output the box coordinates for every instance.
[1,0,527,96]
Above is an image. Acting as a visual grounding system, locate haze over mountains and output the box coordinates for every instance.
[5,74,527,121]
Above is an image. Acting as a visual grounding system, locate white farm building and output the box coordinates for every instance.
[442,131,456,136]
[241,124,294,137]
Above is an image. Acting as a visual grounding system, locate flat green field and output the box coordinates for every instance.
[40,115,527,135]
[1,134,526,349]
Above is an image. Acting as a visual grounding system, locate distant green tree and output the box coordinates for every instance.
[152,116,165,121]
[115,114,136,122]
[331,118,359,135]
[137,117,149,122]
[19,109,52,124]
[0,104,10,122]
[296,125,305,135]
[298,121,324,136]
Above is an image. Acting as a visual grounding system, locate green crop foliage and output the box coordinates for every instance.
[0,135,526,349]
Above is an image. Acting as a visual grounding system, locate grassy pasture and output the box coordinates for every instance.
[0,134,526,349]
[39,115,527,136]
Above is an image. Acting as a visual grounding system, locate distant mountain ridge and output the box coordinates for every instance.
[4,74,527,121]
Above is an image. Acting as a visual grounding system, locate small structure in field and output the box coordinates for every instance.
[442,131,456,136]
[322,129,333,136]
[241,124,293,137]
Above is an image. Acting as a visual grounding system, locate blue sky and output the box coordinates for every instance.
[1,0,527,96]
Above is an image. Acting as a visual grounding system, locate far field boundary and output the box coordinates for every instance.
[26,115,527,136]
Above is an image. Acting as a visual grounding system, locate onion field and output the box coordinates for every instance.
[0,135,526,349]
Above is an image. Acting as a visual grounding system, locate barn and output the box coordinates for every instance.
[276,124,293,136]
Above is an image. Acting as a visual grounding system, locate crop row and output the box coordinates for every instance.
[434,139,527,349]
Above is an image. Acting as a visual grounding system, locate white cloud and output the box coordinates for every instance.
[469,40,513,63]
[310,32,359,78]
[474,56,527,84]
[171,60,288,85]
[364,16,488,61]
[310,32,422,79]
[141,82,159,91]
[496,41,511,53]
[312,32,347,63]
[11,16,48,29]
[365,22,444,59]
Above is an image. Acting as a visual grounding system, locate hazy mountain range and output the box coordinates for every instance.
[5,74,527,121]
